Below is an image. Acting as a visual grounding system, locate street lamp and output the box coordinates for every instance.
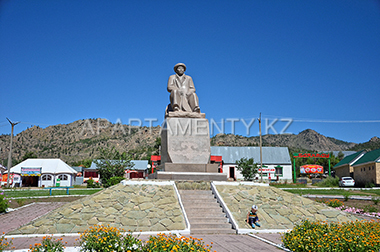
[6,118,19,187]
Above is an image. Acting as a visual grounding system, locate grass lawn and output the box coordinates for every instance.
[282,188,380,197]
[1,188,103,198]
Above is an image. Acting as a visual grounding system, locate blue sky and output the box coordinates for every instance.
[1,0,379,144]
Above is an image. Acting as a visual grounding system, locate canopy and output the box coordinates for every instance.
[8,159,76,175]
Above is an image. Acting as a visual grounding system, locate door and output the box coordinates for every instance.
[229,167,235,180]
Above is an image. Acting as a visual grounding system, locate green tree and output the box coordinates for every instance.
[95,147,134,187]
[235,157,258,181]
[21,151,37,161]
[71,158,93,168]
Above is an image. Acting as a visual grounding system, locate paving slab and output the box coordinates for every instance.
[0,202,67,234]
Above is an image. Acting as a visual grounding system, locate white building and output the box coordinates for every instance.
[210,146,292,181]
[8,159,77,187]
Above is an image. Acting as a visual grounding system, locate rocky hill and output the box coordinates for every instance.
[0,119,378,166]
[0,119,161,166]
[211,129,359,151]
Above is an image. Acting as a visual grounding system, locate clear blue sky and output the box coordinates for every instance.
[1,0,379,144]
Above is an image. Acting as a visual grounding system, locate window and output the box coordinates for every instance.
[84,171,98,178]
[58,174,68,181]
[275,166,283,175]
[42,174,52,181]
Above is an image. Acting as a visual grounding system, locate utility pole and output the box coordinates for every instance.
[6,118,20,187]
[258,113,263,182]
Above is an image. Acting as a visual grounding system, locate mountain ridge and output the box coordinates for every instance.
[0,119,378,166]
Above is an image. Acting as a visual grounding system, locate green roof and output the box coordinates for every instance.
[334,151,365,168]
[352,148,380,166]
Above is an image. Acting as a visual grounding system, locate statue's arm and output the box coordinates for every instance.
[187,76,196,94]
[167,75,176,93]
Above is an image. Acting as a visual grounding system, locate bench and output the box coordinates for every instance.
[44,186,73,196]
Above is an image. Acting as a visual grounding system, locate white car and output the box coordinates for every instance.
[339,177,355,187]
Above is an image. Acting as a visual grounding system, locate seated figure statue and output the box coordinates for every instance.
[167,63,201,114]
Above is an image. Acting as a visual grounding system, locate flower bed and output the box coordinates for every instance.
[336,206,380,218]
[28,225,213,252]
[317,198,380,218]
[0,232,14,252]
[282,220,380,252]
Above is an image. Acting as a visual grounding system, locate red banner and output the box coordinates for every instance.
[293,153,330,159]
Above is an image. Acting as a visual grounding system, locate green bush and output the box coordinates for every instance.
[86,179,101,188]
[315,176,339,187]
[0,192,10,213]
[342,190,351,201]
[372,196,380,205]
[364,205,378,213]
[105,176,125,187]
[269,182,306,188]
[366,182,375,188]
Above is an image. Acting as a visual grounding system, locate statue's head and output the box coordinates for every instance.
[174,63,186,75]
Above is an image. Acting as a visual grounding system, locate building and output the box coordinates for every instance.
[210,146,292,181]
[126,160,149,179]
[352,149,380,186]
[333,151,365,178]
[89,160,150,180]
[7,159,77,187]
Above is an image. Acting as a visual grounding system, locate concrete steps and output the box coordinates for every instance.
[179,190,235,234]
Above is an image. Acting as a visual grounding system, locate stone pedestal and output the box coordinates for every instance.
[154,117,226,181]
[161,117,211,165]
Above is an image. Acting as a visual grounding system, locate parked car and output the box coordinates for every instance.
[339,177,355,187]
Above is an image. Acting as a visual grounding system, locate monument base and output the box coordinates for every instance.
[164,163,219,173]
[147,171,227,181]
[161,117,211,164]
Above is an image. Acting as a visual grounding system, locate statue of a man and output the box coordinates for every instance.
[167,63,200,113]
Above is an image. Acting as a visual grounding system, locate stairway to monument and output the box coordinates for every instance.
[179,189,235,234]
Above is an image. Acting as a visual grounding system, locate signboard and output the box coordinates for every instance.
[300,164,323,174]
[293,153,330,158]
[21,167,42,176]
[258,168,275,173]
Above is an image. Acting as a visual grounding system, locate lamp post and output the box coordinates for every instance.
[258,113,263,183]
[6,118,20,187]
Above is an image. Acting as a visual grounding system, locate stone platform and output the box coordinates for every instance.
[164,163,218,173]
[148,171,226,181]
[5,181,366,236]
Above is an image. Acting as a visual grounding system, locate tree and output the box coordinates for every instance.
[21,151,37,161]
[71,158,93,168]
[235,157,258,181]
[94,147,134,187]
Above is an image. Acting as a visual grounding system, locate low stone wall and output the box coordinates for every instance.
[8,182,186,235]
[215,184,364,230]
